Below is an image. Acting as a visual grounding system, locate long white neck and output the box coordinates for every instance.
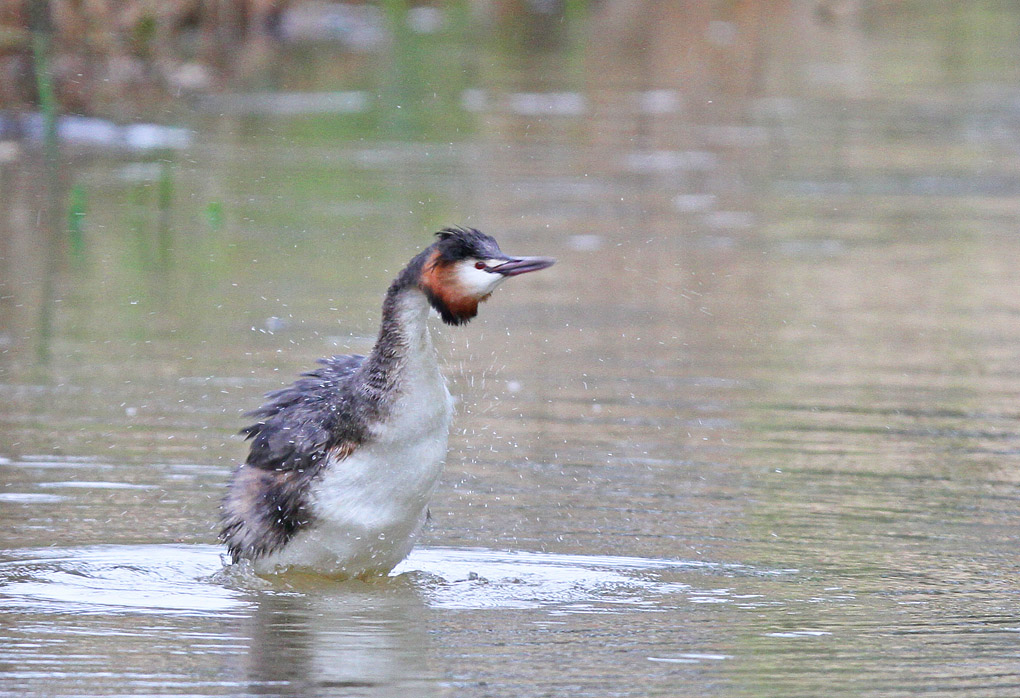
[360,287,451,444]
[392,289,434,357]
[359,287,440,405]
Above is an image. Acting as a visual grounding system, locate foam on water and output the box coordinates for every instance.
[0,544,748,617]
[0,545,242,617]
[397,547,706,611]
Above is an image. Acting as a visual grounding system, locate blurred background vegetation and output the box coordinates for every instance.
[1,0,897,120]
[3,0,588,119]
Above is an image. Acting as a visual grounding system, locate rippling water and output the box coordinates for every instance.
[4,2,1020,696]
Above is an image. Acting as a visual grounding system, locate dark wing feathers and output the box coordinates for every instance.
[240,354,364,472]
[219,354,365,561]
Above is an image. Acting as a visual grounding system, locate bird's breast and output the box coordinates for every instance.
[374,344,454,444]
[310,354,453,534]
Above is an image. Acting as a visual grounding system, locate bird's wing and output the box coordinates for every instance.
[220,354,366,561]
[240,354,365,472]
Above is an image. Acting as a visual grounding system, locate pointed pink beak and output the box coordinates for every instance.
[490,256,556,277]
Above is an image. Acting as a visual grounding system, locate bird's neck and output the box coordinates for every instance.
[360,285,438,400]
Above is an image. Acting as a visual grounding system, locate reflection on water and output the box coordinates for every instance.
[4,1,1020,696]
[242,587,435,698]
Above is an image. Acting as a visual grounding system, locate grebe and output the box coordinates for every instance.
[219,227,555,577]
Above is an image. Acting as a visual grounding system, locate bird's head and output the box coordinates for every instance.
[418,227,555,325]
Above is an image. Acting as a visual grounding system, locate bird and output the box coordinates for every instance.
[219,227,555,577]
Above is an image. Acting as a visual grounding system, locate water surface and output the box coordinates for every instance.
[4,2,1020,696]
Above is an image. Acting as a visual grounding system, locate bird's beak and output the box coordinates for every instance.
[490,256,556,277]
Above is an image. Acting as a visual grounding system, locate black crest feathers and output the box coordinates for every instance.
[433,226,504,263]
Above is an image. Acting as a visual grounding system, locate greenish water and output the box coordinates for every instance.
[4,2,1020,696]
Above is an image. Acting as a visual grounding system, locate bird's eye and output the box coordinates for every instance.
[474,261,486,270]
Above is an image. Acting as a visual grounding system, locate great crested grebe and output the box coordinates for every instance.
[219,227,555,577]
